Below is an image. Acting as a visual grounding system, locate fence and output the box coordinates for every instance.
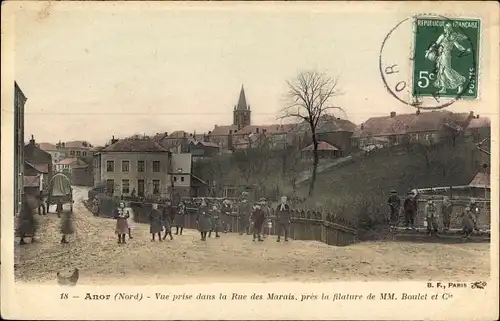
[86,197,357,247]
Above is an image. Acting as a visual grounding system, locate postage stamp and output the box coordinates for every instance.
[412,17,481,100]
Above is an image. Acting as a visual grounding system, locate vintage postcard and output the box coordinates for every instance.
[1,1,499,320]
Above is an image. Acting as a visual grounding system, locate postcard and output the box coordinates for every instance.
[1,1,498,320]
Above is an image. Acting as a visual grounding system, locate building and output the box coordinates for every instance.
[233,85,251,130]
[24,160,50,196]
[351,110,474,149]
[189,140,220,158]
[59,140,93,157]
[24,135,52,192]
[54,157,78,174]
[14,82,27,214]
[208,125,239,150]
[301,141,342,158]
[71,156,94,186]
[466,116,490,142]
[39,142,65,165]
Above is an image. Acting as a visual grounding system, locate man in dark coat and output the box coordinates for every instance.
[197,199,212,241]
[60,210,75,244]
[387,190,400,228]
[149,203,163,242]
[403,191,418,230]
[36,190,46,215]
[252,204,266,242]
[208,203,222,238]
[162,201,175,241]
[238,193,252,235]
[221,199,232,233]
[174,200,187,235]
[16,196,38,245]
[275,196,291,242]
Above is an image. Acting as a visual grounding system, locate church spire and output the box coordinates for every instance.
[236,85,248,111]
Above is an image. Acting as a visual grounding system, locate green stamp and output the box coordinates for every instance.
[412,17,480,100]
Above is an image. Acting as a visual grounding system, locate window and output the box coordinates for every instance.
[152,161,160,172]
[82,151,87,156]
[122,179,130,194]
[152,180,160,195]
[106,160,114,172]
[106,179,115,195]
[122,160,130,173]
[174,176,177,182]
[76,151,81,156]
[138,160,145,172]
[180,176,185,182]
[70,151,75,156]
[137,179,145,197]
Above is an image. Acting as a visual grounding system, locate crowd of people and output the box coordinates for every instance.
[387,190,483,238]
[113,192,293,243]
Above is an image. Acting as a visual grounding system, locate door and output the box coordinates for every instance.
[138,179,145,197]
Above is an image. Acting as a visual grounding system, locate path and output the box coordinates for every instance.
[14,187,490,285]
[296,153,361,185]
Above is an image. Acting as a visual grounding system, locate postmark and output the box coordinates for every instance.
[379,14,481,110]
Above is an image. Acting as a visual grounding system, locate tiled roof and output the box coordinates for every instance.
[210,125,239,136]
[199,141,220,148]
[352,111,462,138]
[302,141,339,151]
[65,140,92,149]
[291,115,356,133]
[101,138,168,152]
[168,131,188,139]
[25,161,49,174]
[24,175,40,188]
[57,157,78,165]
[467,117,491,130]
[469,172,490,188]
[38,142,57,151]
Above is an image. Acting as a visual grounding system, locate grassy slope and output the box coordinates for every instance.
[296,138,488,229]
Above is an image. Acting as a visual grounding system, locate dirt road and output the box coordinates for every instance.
[14,187,490,285]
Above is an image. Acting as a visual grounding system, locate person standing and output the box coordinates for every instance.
[60,207,75,244]
[275,196,291,242]
[123,201,134,239]
[115,201,129,244]
[174,200,187,235]
[221,199,232,233]
[460,204,475,239]
[252,204,266,242]
[403,191,418,230]
[387,190,401,229]
[197,199,212,241]
[149,203,163,242]
[162,201,174,241]
[441,196,453,232]
[36,190,46,215]
[468,198,480,232]
[208,203,222,238]
[259,199,270,238]
[238,193,251,235]
[16,196,37,245]
[424,200,439,236]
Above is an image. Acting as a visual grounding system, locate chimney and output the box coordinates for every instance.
[469,111,474,118]
[360,124,364,130]
[256,127,259,134]
[183,132,187,138]
[390,111,396,118]
[229,130,233,135]
[476,115,480,119]
[164,132,168,136]
[29,134,35,145]
[204,134,209,142]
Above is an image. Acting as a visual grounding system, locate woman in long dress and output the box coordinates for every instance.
[174,201,187,235]
[149,203,163,242]
[196,199,212,241]
[115,201,129,244]
[426,23,471,94]
[16,197,37,245]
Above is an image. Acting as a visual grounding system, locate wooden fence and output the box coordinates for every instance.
[85,198,358,247]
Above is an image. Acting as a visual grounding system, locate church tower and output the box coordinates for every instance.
[232,85,251,129]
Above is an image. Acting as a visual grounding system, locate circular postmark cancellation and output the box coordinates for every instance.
[379,14,480,110]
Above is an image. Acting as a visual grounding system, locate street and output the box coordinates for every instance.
[14,186,490,285]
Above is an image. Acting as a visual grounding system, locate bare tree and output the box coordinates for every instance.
[281,70,343,196]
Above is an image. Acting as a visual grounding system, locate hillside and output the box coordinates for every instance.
[297,138,489,229]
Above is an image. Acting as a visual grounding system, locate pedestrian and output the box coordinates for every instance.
[252,204,266,242]
[162,201,174,241]
[221,199,232,233]
[174,200,186,235]
[387,190,401,229]
[197,198,212,241]
[424,200,439,236]
[260,199,271,238]
[275,196,291,242]
[56,199,63,218]
[124,201,134,239]
[16,196,38,245]
[460,204,475,239]
[441,196,453,232]
[114,201,129,244]
[149,203,163,242]
[238,192,252,235]
[130,187,136,198]
[403,191,418,230]
[36,190,46,215]
[208,203,222,238]
[468,198,480,232]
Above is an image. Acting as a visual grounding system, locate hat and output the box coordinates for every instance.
[391,190,397,193]
[470,198,477,204]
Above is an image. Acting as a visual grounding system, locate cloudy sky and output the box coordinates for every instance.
[7,1,497,145]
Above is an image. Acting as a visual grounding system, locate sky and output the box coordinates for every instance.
[9,1,498,146]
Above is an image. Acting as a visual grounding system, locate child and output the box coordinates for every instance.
[115,202,129,244]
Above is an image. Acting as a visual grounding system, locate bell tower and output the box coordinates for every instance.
[232,85,251,129]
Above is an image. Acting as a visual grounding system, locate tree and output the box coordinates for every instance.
[281,70,343,196]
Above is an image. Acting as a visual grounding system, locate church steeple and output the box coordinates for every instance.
[232,84,251,129]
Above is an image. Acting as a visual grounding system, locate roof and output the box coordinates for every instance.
[64,140,92,149]
[235,123,297,136]
[57,157,78,165]
[210,124,239,136]
[24,176,40,188]
[195,141,220,148]
[467,117,491,130]
[469,172,490,188]
[101,138,168,152]
[38,142,57,151]
[302,141,339,151]
[291,115,356,133]
[25,161,49,173]
[236,85,249,111]
[352,110,462,138]
[168,131,188,139]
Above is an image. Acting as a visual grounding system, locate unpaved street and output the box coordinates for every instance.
[14,187,490,285]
